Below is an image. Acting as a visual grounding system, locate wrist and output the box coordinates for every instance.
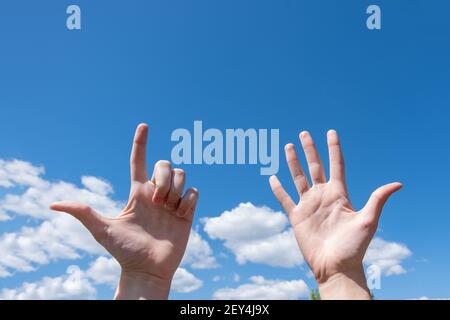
[317,265,371,300]
[114,270,172,300]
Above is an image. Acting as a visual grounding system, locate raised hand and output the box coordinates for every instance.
[269,130,401,300]
[50,124,199,300]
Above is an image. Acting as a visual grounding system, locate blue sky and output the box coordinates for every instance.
[0,0,449,299]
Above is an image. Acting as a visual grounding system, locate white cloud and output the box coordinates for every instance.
[232,230,301,267]
[0,159,124,277]
[233,273,240,282]
[0,158,414,299]
[86,256,121,288]
[411,296,450,300]
[0,256,203,299]
[0,159,217,280]
[172,268,203,293]
[1,179,122,220]
[81,176,114,196]
[0,266,97,300]
[0,225,80,275]
[204,203,288,242]
[182,229,219,269]
[0,209,11,221]
[86,256,203,294]
[203,203,303,268]
[364,237,412,276]
[0,159,47,189]
[213,276,309,300]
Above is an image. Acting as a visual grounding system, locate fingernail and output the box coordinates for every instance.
[300,131,309,138]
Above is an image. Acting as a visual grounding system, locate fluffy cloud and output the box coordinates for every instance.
[364,237,412,276]
[0,225,80,275]
[0,159,47,189]
[204,203,412,274]
[213,276,309,300]
[0,159,215,284]
[0,256,203,300]
[203,203,303,268]
[0,161,122,277]
[0,158,413,299]
[81,176,114,196]
[86,256,121,288]
[85,257,203,294]
[172,268,203,293]
[0,178,122,220]
[204,203,287,241]
[182,229,219,269]
[0,266,97,300]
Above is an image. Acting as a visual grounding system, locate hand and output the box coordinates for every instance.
[50,124,199,300]
[269,130,401,300]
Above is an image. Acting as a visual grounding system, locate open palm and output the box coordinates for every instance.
[270,130,401,286]
[51,124,198,296]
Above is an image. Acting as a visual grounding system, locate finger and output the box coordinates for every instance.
[285,143,310,196]
[185,197,199,220]
[327,130,346,184]
[176,188,199,218]
[151,160,173,205]
[299,131,326,184]
[166,168,186,211]
[362,182,403,224]
[130,123,149,183]
[50,201,109,241]
[269,175,296,214]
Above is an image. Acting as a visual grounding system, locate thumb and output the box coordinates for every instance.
[362,182,403,224]
[50,201,109,241]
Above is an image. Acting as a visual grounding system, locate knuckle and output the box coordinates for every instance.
[156,160,172,168]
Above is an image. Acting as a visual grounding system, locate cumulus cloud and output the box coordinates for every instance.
[364,237,412,276]
[204,203,412,274]
[0,158,413,299]
[85,256,204,294]
[213,276,309,300]
[0,266,97,300]
[182,229,219,269]
[204,203,287,241]
[0,160,123,277]
[0,159,215,282]
[81,176,114,196]
[86,256,121,288]
[172,268,203,293]
[0,256,203,300]
[0,225,80,275]
[203,203,303,268]
[0,159,47,189]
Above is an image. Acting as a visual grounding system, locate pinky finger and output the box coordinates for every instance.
[177,188,199,218]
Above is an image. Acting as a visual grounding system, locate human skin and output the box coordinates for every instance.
[269,130,402,300]
[50,124,199,300]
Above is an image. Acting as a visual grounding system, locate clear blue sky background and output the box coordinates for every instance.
[0,0,449,299]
